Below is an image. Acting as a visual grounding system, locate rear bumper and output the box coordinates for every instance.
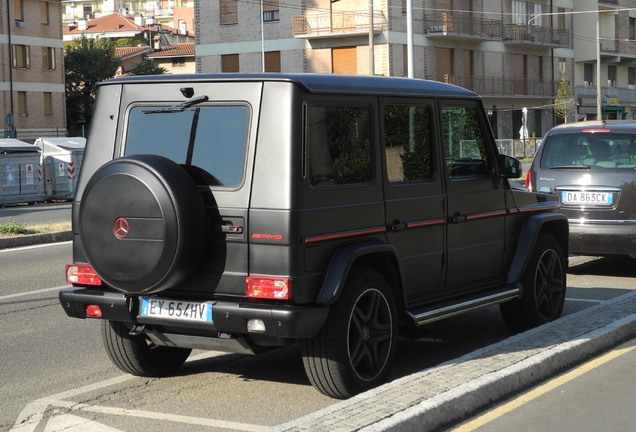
[568,220,636,259]
[59,289,329,340]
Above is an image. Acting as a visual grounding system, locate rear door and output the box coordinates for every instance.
[381,99,445,304]
[119,82,262,296]
[440,100,507,290]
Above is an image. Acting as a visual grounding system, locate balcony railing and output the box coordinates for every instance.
[426,75,558,98]
[292,11,387,37]
[424,13,502,39]
[503,24,569,46]
[423,13,569,47]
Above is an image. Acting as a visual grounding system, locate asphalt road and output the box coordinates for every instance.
[0,202,71,226]
[1,238,634,431]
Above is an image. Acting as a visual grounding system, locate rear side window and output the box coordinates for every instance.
[540,133,636,169]
[307,105,372,187]
[384,103,434,183]
[124,104,250,187]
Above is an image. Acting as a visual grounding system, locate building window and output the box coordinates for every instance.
[221,54,239,72]
[559,58,566,75]
[40,1,50,25]
[14,0,24,22]
[220,0,238,25]
[262,0,279,22]
[512,1,527,25]
[42,47,55,70]
[17,92,27,116]
[264,51,280,72]
[43,92,53,116]
[557,7,566,30]
[584,63,594,86]
[83,5,93,19]
[628,67,635,88]
[172,57,186,68]
[13,45,30,69]
[608,65,617,87]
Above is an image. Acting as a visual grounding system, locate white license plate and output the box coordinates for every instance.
[140,297,213,323]
[561,191,613,205]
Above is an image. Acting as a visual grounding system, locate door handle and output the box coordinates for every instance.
[449,214,467,224]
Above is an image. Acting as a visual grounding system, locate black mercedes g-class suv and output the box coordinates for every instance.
[60,73,568,399]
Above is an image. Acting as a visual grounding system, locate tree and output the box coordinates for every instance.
[65,36,120,135]
[130,61,167,76]
[555,74,575,124]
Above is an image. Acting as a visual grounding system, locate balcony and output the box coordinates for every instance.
[503,24,569,48]
[424,13,502,41]
[426,74,557,98]
[292,11,387,39]
[601,39,636,61]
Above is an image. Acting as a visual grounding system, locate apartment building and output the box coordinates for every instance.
[62,0,195,36]
[573,0,636,121]
[196,1,579,140]
[1,0,66,140]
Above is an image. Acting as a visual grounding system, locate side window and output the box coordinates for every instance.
[307,105,372,187]
[384,104,434,182]
[441,103,491,177]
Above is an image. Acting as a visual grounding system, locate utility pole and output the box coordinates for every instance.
[368,0,374,75]
[4,0,16,138]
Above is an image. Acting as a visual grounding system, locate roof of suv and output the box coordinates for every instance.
[546,120,636,133]
[100,73,479,98]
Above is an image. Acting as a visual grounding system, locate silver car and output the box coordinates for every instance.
[526,120,636,259]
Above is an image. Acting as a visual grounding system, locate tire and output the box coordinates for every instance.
[500,233,566,332]
[79,155,206,294]
[101,320,191,377]
[302,268,398,399]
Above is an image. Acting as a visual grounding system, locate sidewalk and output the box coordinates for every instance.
[271,291,636,432]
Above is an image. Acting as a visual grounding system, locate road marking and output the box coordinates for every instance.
[0,286,69,301]
[451,344,636,431]
[11,352,267,432]
[0,241,71,253]
[565,297,604,304]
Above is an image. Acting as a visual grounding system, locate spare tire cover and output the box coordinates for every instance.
[79,154,206,294]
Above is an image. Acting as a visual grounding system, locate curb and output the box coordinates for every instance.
[271,291,636,432]
[0,231,72,250]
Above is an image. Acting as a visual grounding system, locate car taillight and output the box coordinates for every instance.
[525,170,533,192]
[246,276,291,300]
[66,264,103,286]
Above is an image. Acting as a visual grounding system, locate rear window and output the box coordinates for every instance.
[540,133,636,170]
[124,104,250,188]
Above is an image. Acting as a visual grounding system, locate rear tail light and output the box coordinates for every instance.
[66,264,103,286]
[246,276,291,300]
[525,170,533,192]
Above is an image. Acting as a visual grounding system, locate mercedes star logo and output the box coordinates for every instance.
[113,217,130,239]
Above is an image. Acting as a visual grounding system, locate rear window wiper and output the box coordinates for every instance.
[143,95,209,114]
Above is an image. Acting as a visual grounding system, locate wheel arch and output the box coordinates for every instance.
[507,212,569,285]
[316,241,404,311]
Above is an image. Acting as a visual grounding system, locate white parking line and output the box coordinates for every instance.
[0,241,72,253]
[11,352,268,432]
[0,286,69,301]
[565,297,605,304]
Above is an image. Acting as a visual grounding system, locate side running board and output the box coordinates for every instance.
[406,285,521,327]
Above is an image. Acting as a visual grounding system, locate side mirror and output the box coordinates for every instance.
[500,154,522,179]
